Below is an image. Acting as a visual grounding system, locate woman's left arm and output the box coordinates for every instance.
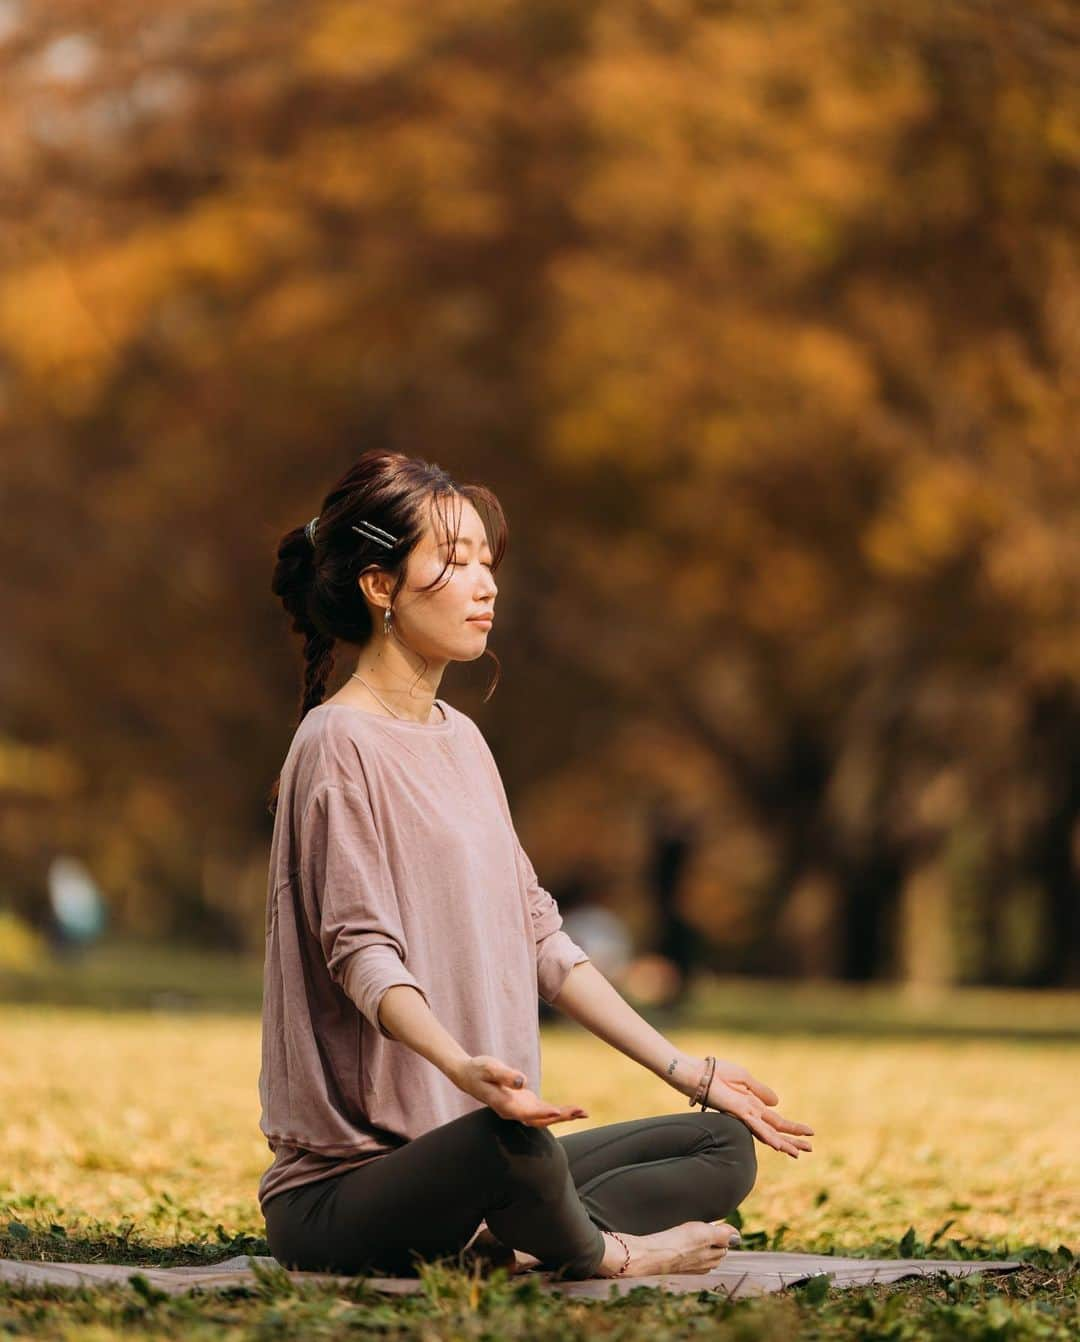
[476,717,816,1159]
[551,959,815,1159]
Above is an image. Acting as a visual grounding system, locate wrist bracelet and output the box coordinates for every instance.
[689,1055,717,1110]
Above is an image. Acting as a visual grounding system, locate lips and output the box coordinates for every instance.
[468,615,494,624]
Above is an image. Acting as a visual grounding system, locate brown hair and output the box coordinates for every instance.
[267,449,506,814]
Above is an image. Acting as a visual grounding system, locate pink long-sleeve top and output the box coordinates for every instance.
[256,698,590,1209]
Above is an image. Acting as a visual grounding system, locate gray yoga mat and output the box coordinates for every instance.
[0,1250,1025,1299]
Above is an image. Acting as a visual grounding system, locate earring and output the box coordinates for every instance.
[384,606,393,637]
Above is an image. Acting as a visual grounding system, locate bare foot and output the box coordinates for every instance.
[461,1226,518,1274]
[596,1221,740,1277]
[511,1248,543,1273]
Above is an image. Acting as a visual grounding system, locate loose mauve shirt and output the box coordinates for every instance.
[257,698,590,1209]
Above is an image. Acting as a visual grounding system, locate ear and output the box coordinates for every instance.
[357,565,393,609]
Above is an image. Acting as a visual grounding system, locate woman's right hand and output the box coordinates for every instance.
[452,1054,588,1127]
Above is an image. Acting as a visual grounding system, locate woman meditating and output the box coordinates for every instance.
[258,449,814,1281]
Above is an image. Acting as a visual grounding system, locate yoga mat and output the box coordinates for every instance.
[0,1250,1025,1300]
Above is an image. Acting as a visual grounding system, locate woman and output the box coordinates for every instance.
[258,450,814,1281]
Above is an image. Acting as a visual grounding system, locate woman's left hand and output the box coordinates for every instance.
[684,1055,815,1160]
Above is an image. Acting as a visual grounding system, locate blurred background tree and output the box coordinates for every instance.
[0,0,1076,983]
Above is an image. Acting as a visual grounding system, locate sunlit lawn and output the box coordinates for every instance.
[0,959,1077,1339]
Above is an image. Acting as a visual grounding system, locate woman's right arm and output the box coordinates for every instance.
[302,779,586,1127]
[377,984,588,1127]
[375,982,471,1067]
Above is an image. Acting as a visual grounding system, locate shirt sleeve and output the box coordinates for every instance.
[467,718,591,1003]
[512,827,592,1004]
[299,781,430,1038]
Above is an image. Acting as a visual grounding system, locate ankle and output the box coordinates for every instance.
[598,1229,632,1277]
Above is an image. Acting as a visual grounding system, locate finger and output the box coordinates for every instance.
[740,1109,802,1158]
[516,1104,570,1125]
[722,1076,780,1109]
[502,1100,563,1123]
[757,1120,813,1151]
[758,1109,815,1136]
[502,1067,527,1088]
[511,1093,565,1119]
[743,1074,780,1107]
[485,1060,527,1089]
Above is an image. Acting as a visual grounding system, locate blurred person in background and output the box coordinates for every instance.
[645,799,704,1007]
[540,862,634,1022]
[46,856,107,959]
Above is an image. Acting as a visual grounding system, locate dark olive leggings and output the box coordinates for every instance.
[262,1106,758,1280]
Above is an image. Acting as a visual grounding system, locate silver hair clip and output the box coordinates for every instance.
[305,516,319,546]
[351,519,399,550]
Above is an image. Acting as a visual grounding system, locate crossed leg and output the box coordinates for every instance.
[473,1108,759,1274]
[556,1108,758,1234]
[264,1108,758,1280]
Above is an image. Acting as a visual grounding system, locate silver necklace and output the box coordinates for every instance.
[349,672,443,724]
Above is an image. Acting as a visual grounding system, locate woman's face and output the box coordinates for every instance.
[395,497,498,663]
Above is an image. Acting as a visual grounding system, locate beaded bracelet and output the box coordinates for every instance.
[689,1055,717,1110]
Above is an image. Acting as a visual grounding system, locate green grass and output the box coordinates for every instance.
[0,947,1077,1338]
[5,937,1080,1040]
[0,939,264,1012]
[0,1252,1075,1342]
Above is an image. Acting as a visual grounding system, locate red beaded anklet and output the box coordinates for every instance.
[607,1228,631,1276]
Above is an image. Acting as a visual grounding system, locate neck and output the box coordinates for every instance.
[349,643,445,724]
